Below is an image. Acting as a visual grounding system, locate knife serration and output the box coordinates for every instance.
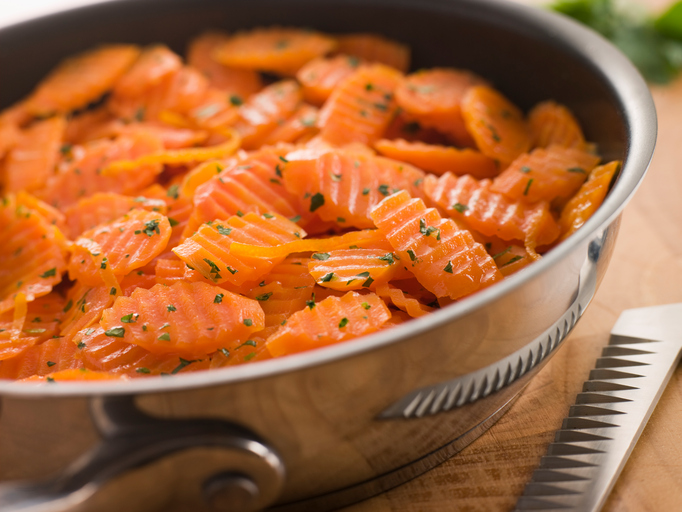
[514,303,682,512]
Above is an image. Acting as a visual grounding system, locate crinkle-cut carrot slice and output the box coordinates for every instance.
[491,145,601,203]
[265,291,390,357]
[59,285,113,340]
[262,104,319,146]
[174,212,305,286]
[180,160,225,199]
[100,281,264,357]
[382,111,449,145]
[119,270,157,296]
[0,293,33,360]
[382,308,413,329]
[68,209,171,287]
[282,150,425,229]
[36,132,164,210]
[370,190,502,299]
[25,45,140,116]
[528,100,586,149]
[488,243,534,276]
[214,27,337,76]
[335,34,410,73]
[63,192,167,240]
[0,292,64,350]
[100,127,240,176]
[233,80,303,150]
[64,107,122,144]
[186,151,307,235]
[19,368,128,382]
[16,191,66,233]
[559,161,620,241]
[395,68,487,147]
[112,45,182,99]
[261,256,316,290]
[155,258,188,286]
[375,282,434,318]
[76,327,210,376]
[424,172,560,247]
[374,138,499,179]
[461,85,532,168]
[187,31,264,98]
[184,89,241,131]
[390,277,438,305]
[0,198,67,315]
[4,116,65,193]
[119,122,209,150]
[318,64,402,146]
[0,336,82,380]
[228,228,383,259]
[308,248,400,291]
[296,54,363,106]
[244,281,312,329]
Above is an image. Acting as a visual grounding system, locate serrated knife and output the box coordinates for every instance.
[514,303,682,512]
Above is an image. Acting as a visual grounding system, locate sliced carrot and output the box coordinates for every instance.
[64,107,122,145]
[335,34,410,73]
[395,68,486,147]
[308,248,400,290]
[461,85,532,168]
[424,172,560,247]
[262,256,316,289]
[155,258,188,286]
[63,192,167,239]
[100,281,264,357]
[0,197,67,314]
[179,160,225,199]
[528,100,586,149]
[25,45,140,116]
[119,122,209,149]
[382,111,449,145]
[36,132,165,210]
[112,45,182,99]
[244,280,312,329]
[173,211,305,286]
[374,138,498,179]
[233,80,303,149]
[19,368,128,382]
[318,64,402,146]
[185,88,240,131]
[0,337,82,380]
[68,209,171,286]
[0,108,23,160]
[262,103,319,146]
[282,151,425,229]
[15,191,66,232]
[370,190,502,299]
[4,116,65,193]
[162,195,194,257]
[59,284,114,341]
[490,244,534,276]
[296,54,363,106]
[187,31,264,98]
[375,282,434,318]
[266,291,390,357]
[559,161,620,241]
[214,27,337,76]
[491,145,601,203]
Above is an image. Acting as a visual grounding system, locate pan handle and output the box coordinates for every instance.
[0,396,285,512]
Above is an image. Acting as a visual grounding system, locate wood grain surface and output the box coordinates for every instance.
[343,2,682,510]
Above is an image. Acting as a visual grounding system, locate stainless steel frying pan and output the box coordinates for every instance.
[0,1,656,510]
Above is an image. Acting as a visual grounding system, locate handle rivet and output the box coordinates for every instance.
[204,472,260,512]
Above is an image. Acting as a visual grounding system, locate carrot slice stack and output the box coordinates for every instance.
[100,281,264,357]
[528,100,586,149]
[370,190,502,299]
[297,55,363,106]
[0,337,82,380]
[265,291,390,356]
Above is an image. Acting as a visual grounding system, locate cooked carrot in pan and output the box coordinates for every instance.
[0,27,619,380]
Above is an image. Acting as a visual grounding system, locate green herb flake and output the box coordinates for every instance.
[320,272,335,282]
[168,217,180,227]
[243,318,253,327]
[443,261,454,274]
[214,293,224,304]
[77,341,86,349]
[306,293,316,310]
[84,328,95,336]
[361,302,371,310]
[362,187,370,195]
[158,332,171,341]
[500,255,524,267]
[312,252,330,260]
[142,219,161,237]
[492,246,512,260]
[520,166,532,174]
[40,268,56,278]
[290,215,301,223]
[24,328,46,334]
[121,313,139,323]
[110,287,117,295]
[378,252,395,265]
[362,276,374,287]
[407,249,417,262]
[453,202,469,213]
[46,376,55,383]
[309,192,325,212]
[338,317,349,328]
[567,167,587,174]
[171,357,196,374]
[63,300,73,313]
[136,367,151,374]
[244,352,257,361]
[262,212,275,219]
[203,258,222,281]
[167,304,177,312]
[104,327,125,338]
[330,172,342,182]
[523,178,534,196]
[46,361,56,367]
[378,184,391,196]
[216,225,232,236]
[229,94,244,106]
[255,292,272,301]
[227,266,238,275]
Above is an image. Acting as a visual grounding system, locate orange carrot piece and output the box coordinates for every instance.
[296,54,363,106]
[395,68,486,147]
[100,281,264,357]
[262,103,319,145]
[15,191,66,233]
[119,122,209,150]
[491,145,601,203]
[374,138,499,179]
[173,211,305,286]
[68,209,171,286]
[318,64,402,146]
[234,80,303,149]
[4,117,65,193]
[282,151,425,229]
[244,280,313,329]
[155,258,188,286]
[25,45,140,116]
[382,111,449,145]
[59,284,113,340]
[559,161,620,241]
[63,192,167,239]
[112,45,182,99]
[375,282,434,318]
[0,197,67,314]
[179,160,225,199]
[528,100,586,149]
[461,85,532,168]
[64,107,122,145]
[266,291,390,356]
[370,190,502,299]
[0,337,82,380]
[489,244,533,276]
[335,34,410,73]
[424,172,560,247]
[19,368,127,382]
[187,31,264,98]
[214,27,337,76]
[308,248,401,290]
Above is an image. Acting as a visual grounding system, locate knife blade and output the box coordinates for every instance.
[514,303,682,512]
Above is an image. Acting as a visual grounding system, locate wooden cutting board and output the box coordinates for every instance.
[343,9,682,512]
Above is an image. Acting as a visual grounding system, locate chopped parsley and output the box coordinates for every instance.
[214,293,224,304]
[216,225,232,236]
[46,361,56,367]
[378,184,391,196]
[320,272,335,282]
[379,253,395,265]
[121,313,139,323]
[255,292,272,301]
[309,192,325,212]
[158,332,171,341]
[203,258,222,281]
[453,203,469,213]
[407,249,417,262]
[243,318,253,327]
[136,367,151,374]
[229,94,244,106]
[523,178,534,196]
[361,302,371,310]
[104,327,125,338]
[312,252,330,260]
[443,261,454,274]
[171,357,196,374]
[338,317,349,328]
[142,219,161,237]
[167,304,177,312]
[39,268,56,278]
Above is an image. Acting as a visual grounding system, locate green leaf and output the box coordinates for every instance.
[655,1,682,40]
